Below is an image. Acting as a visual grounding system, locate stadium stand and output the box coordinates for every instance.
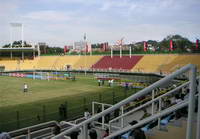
[132,55,178,73]
[0,55,200,73]
[18,58,39,70]
[92,56,143,70]
[52,56,81,70]
[0,59,18,70]
[162,55,200,73]
[36,56,60,70]
[73,55,103,70]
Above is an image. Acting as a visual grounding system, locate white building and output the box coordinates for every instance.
[73,41,87,51]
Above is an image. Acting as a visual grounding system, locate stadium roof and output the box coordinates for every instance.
[0,48,37,52]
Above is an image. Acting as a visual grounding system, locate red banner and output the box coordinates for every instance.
[144,41,147,52]
[196,39,199,49]
[64,46,68,53]
[170,40,173,51]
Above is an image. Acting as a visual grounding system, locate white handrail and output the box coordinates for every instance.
[105,100,189,139]
[109,81,189,127]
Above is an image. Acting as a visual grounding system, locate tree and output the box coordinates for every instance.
[158,34,193,52]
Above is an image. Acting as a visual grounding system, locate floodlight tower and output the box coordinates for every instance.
[84,33,87,75]
[10,23,24,47]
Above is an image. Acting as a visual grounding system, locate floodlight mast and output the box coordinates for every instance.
[84,33,87,75]
[10,23,24,47]
[22,24,24,47]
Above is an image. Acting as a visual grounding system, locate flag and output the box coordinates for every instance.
[170,40,173,51]
[64,46,68,53]
[85,43,88,52]
[116,38,123,45]
[144,41,147,51]
[196,39,199,49]
[87,43,92,52]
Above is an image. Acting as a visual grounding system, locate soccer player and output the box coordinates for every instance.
[23,83,28,93]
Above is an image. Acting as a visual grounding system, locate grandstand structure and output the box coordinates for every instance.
[0,54,200,74]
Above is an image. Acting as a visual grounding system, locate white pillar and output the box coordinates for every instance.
[129,46,131,58]
[33,71,35,80]
[158,98,162,129]
[10,51,12,59]
[84,39,87,75]
[82,124,88,139]
[186,66,196,139]
[120,45,122,58]
[121,106,124,128]
[22,51,24,60]
[102,104,105,129]
[197,78,200,139]
[111,46,113,58]
[151,90,155,115]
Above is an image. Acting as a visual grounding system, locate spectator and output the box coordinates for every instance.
[96,106,102,123]
[110,79,114,87]
[69,130,79,139]
[88,125,97,139]
[174,94,182,104]
[108,80,111,87]
[84,108,91,120]
[129,120,146,139]
[72,76,76,81]
[53,124,61,135]
[59,104,63,119]
[105,110,110,123]
[59,104,67,120]
[0,131,11,139]
[62,104,67,118]
[98,79,101,86]
[125,82,129,90]
[37,114,41,121]
[140,108,151,120]
[103,128,109,138]
[164,99,172,108]
[102,80,105,85]
[114,108,120,118]
[174,94,184,119]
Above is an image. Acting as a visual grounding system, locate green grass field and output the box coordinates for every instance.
[0,74,138,131]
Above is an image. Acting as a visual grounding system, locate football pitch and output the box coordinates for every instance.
[0,74,137,131]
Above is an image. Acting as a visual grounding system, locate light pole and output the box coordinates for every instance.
[84,33,87,75]
[129,46,132,58]
[10,23,24,60]
[10,23,24,47]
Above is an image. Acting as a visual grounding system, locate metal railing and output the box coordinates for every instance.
[52,64,199,139]
[108,80,190,131]
[105,100,189,139]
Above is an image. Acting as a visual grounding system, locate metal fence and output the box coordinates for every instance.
[0,89,135,132]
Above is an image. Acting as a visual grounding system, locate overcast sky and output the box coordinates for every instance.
[0,0,200,47]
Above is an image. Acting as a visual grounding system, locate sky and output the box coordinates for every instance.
[0,0,200,47]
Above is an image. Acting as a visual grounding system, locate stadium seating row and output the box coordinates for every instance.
[0,55,199,73]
